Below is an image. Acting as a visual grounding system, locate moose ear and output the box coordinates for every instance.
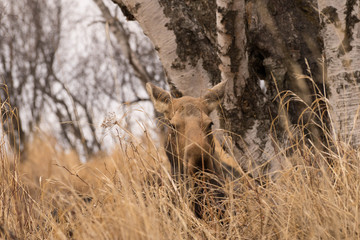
[146,83,172,113]
[203,80,227,112]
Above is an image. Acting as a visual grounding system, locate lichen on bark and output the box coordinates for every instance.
[220,0,327,172]
[158,0,221,85]
[340,0,360,54]
[246,0,325,121]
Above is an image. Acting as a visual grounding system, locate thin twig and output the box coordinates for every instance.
[53,164,89,186]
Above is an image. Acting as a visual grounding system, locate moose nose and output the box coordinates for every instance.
[184,140,212,174]
[184,141,211,157]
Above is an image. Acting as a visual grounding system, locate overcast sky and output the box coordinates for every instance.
[51,0,158,154]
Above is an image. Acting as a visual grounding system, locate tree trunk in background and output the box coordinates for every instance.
[111,0,360,177]
[221,0,325,176]
[319,0,360,146]
[112,0,220,97]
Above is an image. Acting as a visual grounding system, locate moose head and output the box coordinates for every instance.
[146,81,227,178]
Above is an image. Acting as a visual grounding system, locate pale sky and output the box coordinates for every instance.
[45,0,158,156]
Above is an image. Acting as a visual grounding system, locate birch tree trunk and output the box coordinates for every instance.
[111,0,360,177]
[319,0,360,146]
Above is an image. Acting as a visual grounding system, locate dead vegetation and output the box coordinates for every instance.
[1,131,359,239]
[1,89,360,239]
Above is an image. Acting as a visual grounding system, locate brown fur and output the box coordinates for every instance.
[147,81,230,218]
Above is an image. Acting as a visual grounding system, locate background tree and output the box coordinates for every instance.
[0,0,63,155]
[109,0,360,176]
[0,0,166,160]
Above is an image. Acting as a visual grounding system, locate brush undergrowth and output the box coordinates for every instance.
[1,93,360,239]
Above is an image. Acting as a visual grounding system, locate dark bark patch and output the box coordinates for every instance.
[229,0,327,152]
[159,0,221,85]
[218,7,237,36]
[247,0,325,100]
[228,38,241,74]
[337,70,360,87]
[321,6,341,28]
[116,2,136,21]
[218,6,242,74]
[220,7,241,74]
[339,0,360,55]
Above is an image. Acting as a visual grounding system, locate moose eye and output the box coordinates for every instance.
[168,123,176,130]
[206,121,214,132]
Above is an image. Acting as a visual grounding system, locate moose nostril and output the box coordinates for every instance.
[185,145,213,174]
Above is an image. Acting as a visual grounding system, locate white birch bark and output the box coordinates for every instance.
[111,0,330,178]
[111,0,212,97]
[112,0,283,177]
[216,0,278,176]
[318,0,360,146]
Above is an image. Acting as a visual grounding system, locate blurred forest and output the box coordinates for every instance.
[0,0,166,160]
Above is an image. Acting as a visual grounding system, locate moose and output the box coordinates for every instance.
[146,80,238,219]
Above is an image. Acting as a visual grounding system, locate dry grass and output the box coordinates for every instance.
[1,104,360,239]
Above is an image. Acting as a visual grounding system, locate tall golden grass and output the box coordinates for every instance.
[1,90,360,239]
